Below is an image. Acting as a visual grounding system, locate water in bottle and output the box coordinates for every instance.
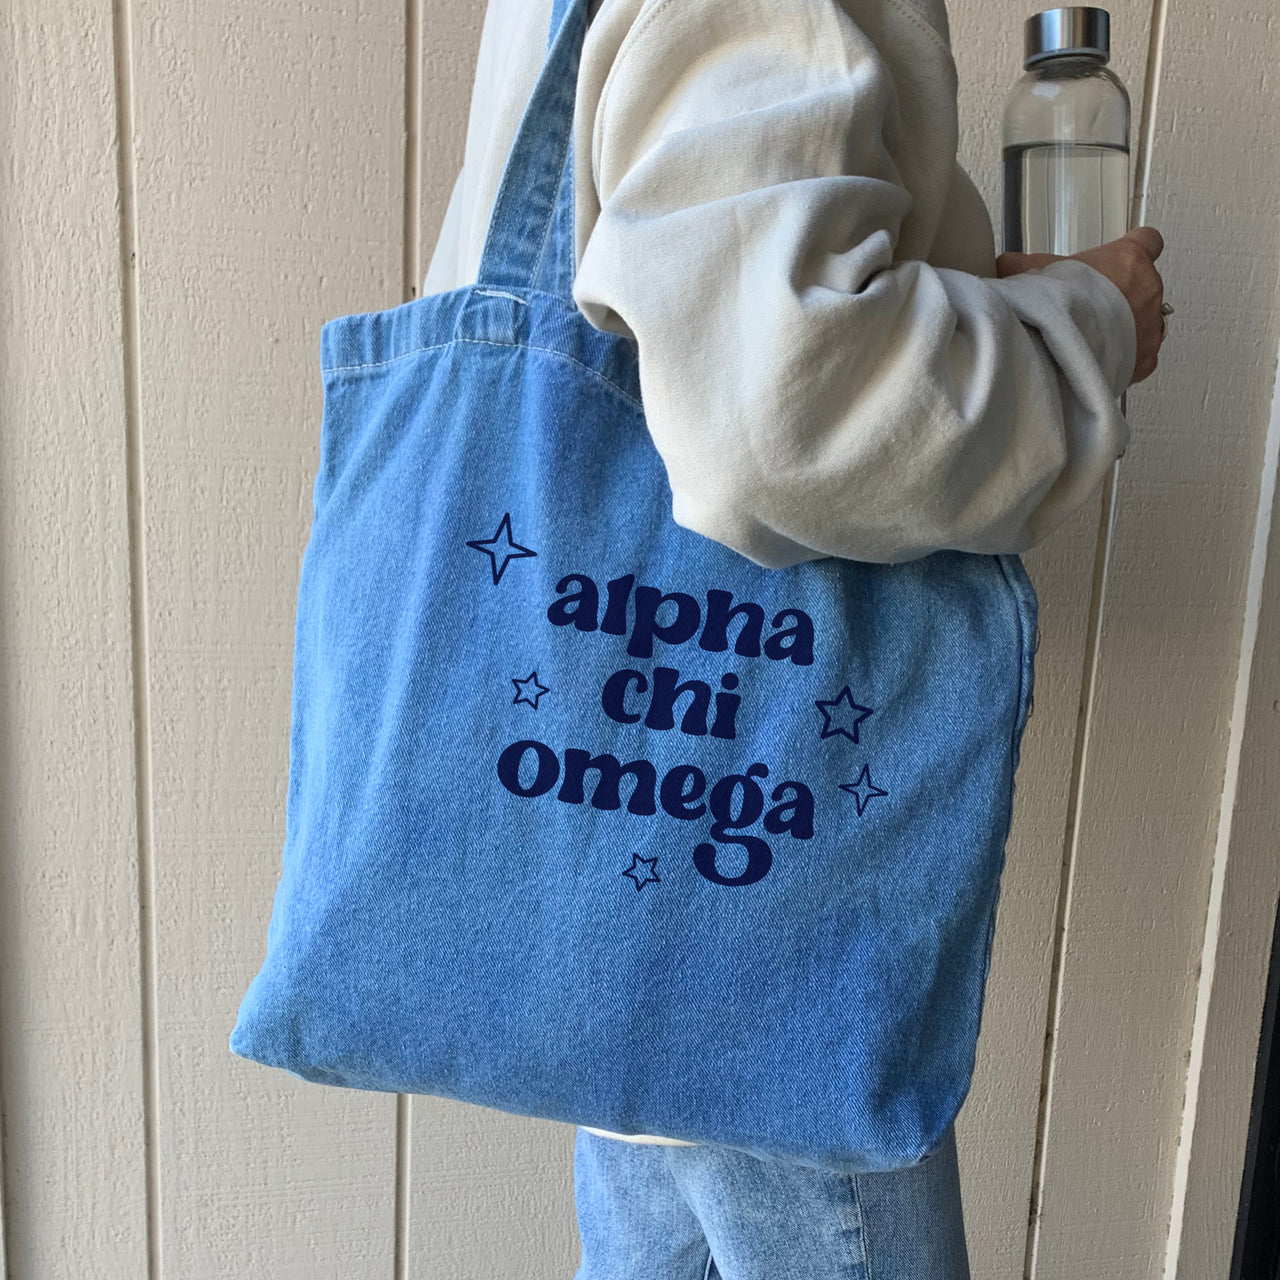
[1003,7,1130,256]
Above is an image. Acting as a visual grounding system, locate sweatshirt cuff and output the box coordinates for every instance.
[1032,257,1138,400]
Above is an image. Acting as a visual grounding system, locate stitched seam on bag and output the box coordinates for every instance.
[322,340,456,375]
[474,288,529,305]
[322,337,639,411]
[455,336,643,411]
[528,138,570,289]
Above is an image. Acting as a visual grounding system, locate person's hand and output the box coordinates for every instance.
[996,225,1167,385]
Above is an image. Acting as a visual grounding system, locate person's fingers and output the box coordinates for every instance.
[994,249,1064,277]
[1123,225,1164,260]
[997,228,1167,389]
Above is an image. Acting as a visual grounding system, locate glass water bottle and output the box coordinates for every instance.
[1002,6,1130,255]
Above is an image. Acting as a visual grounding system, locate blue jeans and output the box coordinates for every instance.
[572,1125,970,1280]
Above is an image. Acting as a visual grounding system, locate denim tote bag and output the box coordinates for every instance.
[229,0,1037,1174]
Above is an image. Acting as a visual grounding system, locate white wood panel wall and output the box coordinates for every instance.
[1,1,1277,1278]
[1,1,149,1275]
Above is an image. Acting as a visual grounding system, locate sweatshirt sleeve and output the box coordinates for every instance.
[571,0,1138,568]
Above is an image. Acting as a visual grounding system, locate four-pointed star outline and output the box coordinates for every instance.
[622,853,661,890]
[512,671,550,710]
[839,765,889,816]
[466,513,537,585]
[815,686,874,744]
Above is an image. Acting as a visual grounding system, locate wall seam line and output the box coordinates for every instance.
[1022,458,1120,1280]
[111,0,162,1276]
[1022,1,1168,1271]
[403,0,424,303]
[394,2,423,1278]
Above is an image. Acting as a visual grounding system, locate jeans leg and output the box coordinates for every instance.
[853,1125,970,1280]
[572,1127,713,1280]
[660,1125,970,1280]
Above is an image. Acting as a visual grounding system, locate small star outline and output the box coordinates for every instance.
[466,513,537,585]
[512,671,550,710]
[839,765,889,816]
[815,686,874,744]
[622,853,661,891]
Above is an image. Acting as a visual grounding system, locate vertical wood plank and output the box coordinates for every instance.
[1029,0,1280,1274]
[945,3,1153,1275]
[411,1101,580,1280]
[129,0,408,1273]
[0,2,149,1275]
[1167,328,1280,1280]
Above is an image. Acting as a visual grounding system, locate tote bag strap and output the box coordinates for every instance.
[472,0,590,299]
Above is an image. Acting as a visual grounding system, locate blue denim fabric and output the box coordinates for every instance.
[573,1124,970,1279]
[228,0,1037,1173]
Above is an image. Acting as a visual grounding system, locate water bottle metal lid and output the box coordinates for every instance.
[1024,6,1110,68]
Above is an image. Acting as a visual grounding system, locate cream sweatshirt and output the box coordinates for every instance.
[422,0,1138,1146]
